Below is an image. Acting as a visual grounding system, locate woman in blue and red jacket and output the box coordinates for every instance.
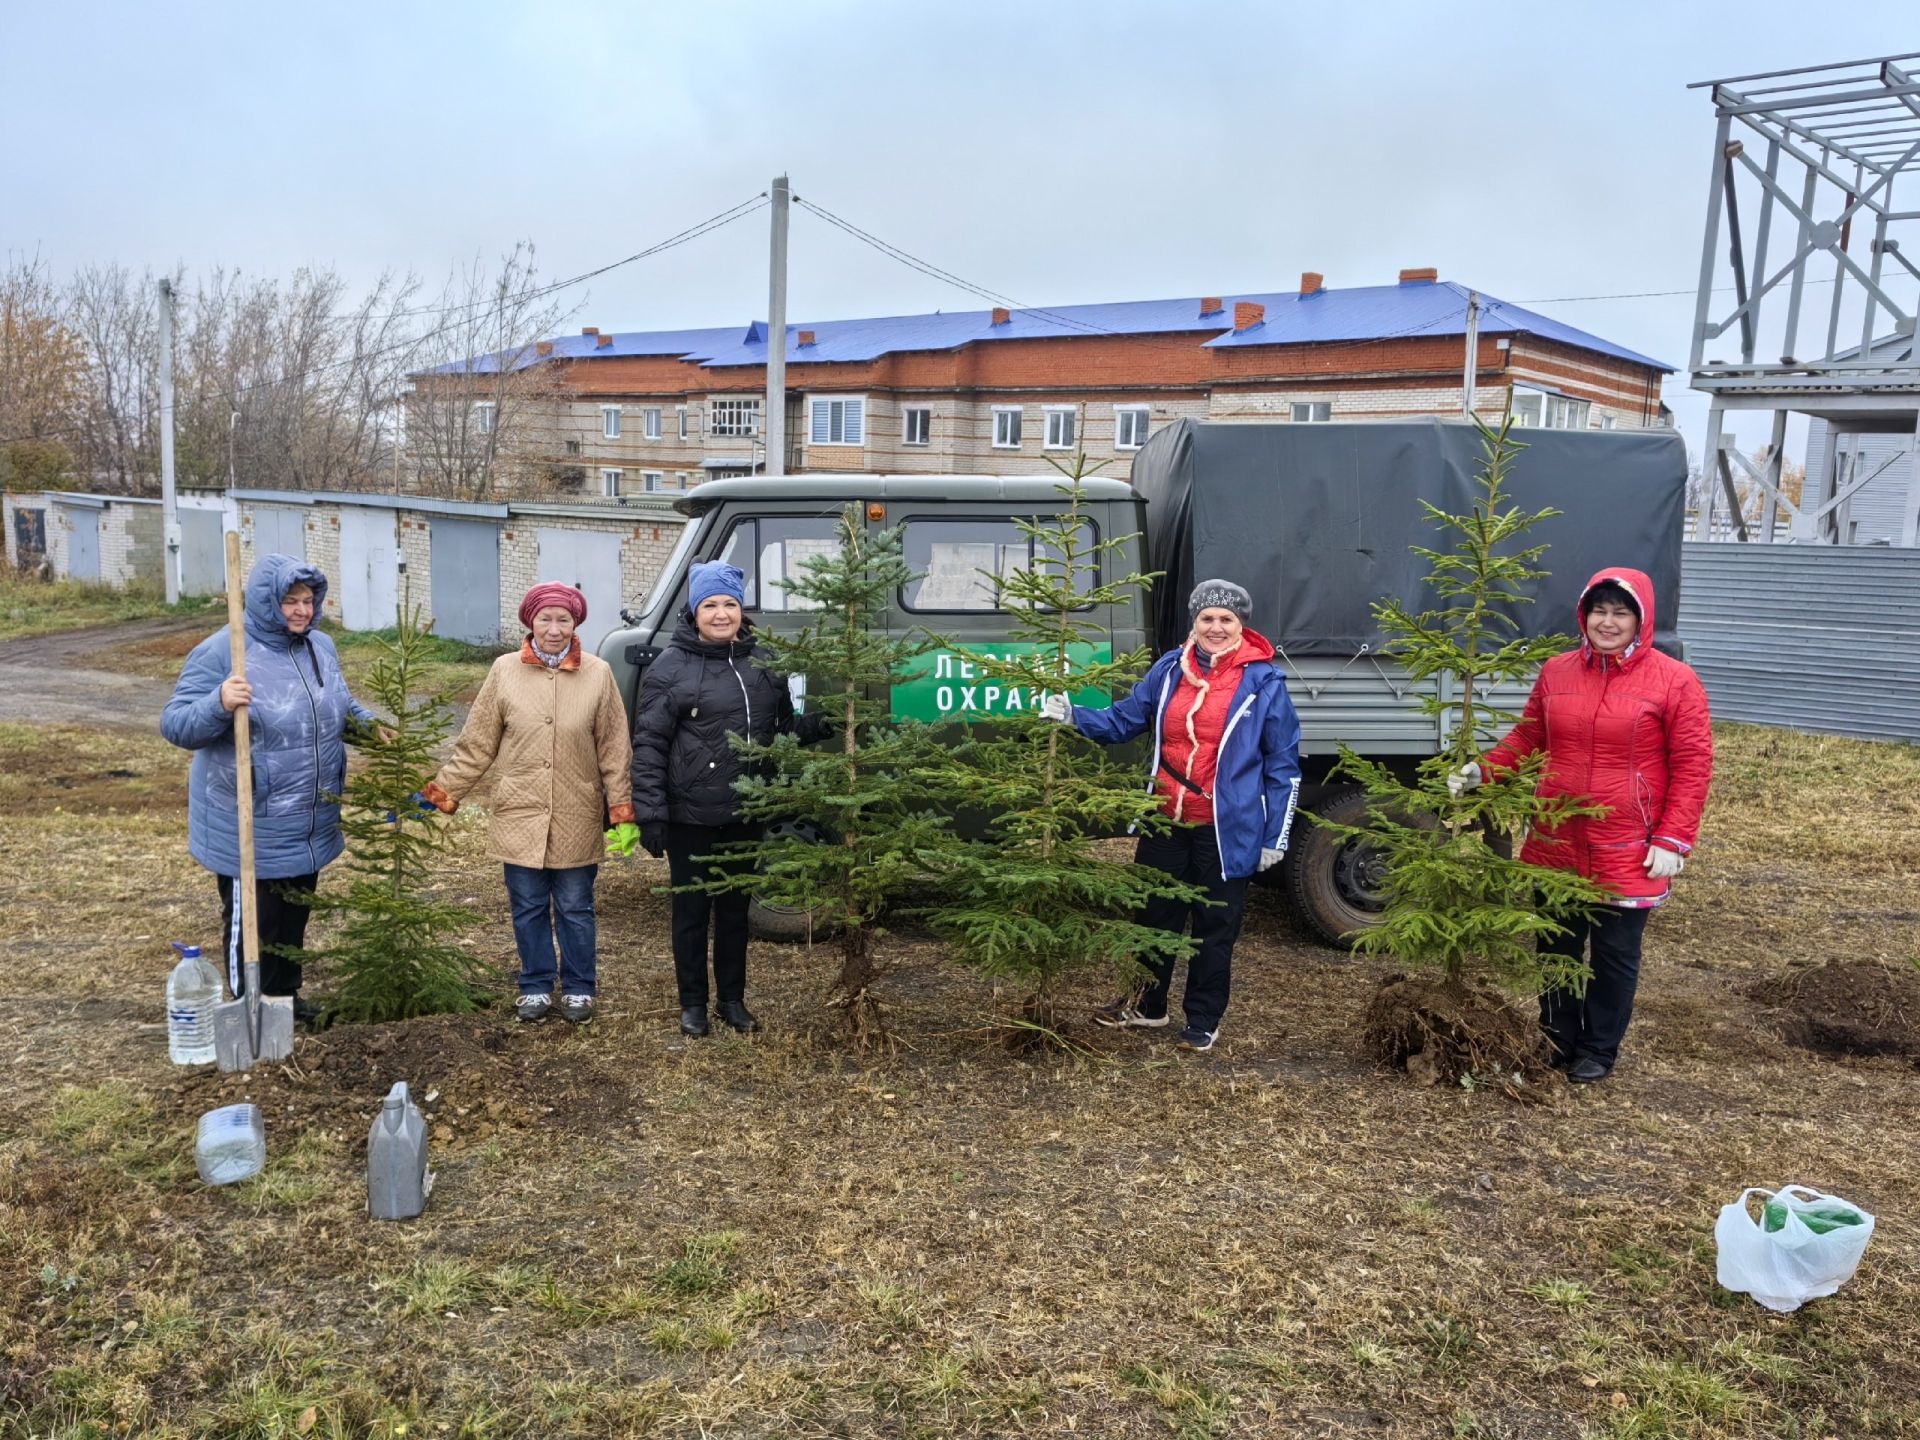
[1043,578,1301,1053]
[1452,567,1714,1084]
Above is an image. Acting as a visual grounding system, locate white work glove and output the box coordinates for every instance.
[1257,847,1285,874]
[1446,761,1483,797]
[1643,845,1685,880]
[1039,693,1072,725]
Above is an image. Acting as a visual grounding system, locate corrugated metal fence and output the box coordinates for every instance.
[1679,542,1920,743]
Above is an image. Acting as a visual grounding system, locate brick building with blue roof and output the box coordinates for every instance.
[424,268,1673,497]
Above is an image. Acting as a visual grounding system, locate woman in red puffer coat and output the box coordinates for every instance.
[1451,567,1713,1085]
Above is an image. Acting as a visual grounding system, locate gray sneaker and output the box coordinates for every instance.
[560,994,595,1025]
[1093,998,1170,1029]
[515,994,553,1023]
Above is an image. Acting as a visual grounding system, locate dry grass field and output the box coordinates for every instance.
[1,715,1915,1439]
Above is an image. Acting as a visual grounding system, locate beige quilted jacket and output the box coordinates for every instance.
[426,640,635,870]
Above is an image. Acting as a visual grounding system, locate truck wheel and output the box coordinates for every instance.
[1283,784,1396,949]
[746,821,839,943]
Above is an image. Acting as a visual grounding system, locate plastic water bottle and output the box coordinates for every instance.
[195,1103,266,1185]
[367,1081,431,1220]
[166,942,220,1066]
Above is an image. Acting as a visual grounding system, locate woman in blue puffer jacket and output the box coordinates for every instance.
[162,552,379,1021]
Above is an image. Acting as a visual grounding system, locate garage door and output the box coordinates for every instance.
[338,508,401,631]
[179,510,226,596]
[62,505,101,581]
[535,527,624,655]
[251,506,307,564]
[430,519,502,645]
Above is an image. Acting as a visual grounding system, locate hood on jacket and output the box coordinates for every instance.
[669,609,757,660]
[1577,567,1656,664]
[1184,626,1276,675]
[245,553,330,647]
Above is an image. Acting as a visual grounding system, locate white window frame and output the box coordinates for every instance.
[1290,401,1332,423]
[600,405,621,439]
[1114,405,1151,450]
[992,406,1024,449]
[600,468,623,497]
[808,394,867,447]
[1513,385,1590,431]
[675,471,692,489]
[1042,405,1077,451]
[902,406,931,447]
[707,397,760,437]
[642,470,665,492]
[473,401,495,435]
[677,405,689,440]
[643,407,662,440]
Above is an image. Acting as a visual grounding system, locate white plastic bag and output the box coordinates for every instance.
[1714,1185,1875,1313]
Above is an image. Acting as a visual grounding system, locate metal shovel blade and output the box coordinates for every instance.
[214,990,294,1072]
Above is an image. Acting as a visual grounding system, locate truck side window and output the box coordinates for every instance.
[899,518,1096,612]
[715,516,839,612]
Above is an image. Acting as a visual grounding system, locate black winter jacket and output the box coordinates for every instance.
[630,615,819,827]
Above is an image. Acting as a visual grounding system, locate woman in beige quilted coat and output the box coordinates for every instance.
[423,583,635,1025]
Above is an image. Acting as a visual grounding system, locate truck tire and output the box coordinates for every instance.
[1283,784,1396,949]
[745,820,839,943]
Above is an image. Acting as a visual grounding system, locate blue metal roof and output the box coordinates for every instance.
[428,280,1673,376]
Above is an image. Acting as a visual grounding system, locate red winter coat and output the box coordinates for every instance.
[1482,567,1714,908]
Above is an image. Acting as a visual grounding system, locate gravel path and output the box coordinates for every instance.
[0,615,210,730]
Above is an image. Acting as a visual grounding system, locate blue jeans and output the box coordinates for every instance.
[503,863,599,997]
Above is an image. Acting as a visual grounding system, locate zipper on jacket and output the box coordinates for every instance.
[1212,688,1261,882]
[728,651,753,738]
[290,635,324,872]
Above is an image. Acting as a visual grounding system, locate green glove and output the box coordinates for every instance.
[605,822,641,859]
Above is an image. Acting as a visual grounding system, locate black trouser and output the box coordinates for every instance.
[666,821,758,1008]
[216,872,318,999]
[1131,826,1250,1033]
[1538,904,1653,1070]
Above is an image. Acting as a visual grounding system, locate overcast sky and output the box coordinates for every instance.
[4,0,1916,460]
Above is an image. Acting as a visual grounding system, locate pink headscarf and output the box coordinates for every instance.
[518,582,587,630]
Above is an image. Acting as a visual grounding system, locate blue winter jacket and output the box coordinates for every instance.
[161,554,376,880]
[1071,642,1303,882]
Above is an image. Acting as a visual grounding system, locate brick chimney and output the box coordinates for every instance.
[581,327,599,336]
[1234,301,1266,332]
[595,333,614,348]
[535,341,554,357]
[1398,267,1439,284]
[990,307,1011,326]
[1199,296,1224,317]
[1300,272,1323,297]
[797,329,816,347]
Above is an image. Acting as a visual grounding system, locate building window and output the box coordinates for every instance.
[1043,406,1077,450]
[1513,387,1591,430]
[809,396,866,446]
[643,407,662,440]
[992,407,1024,449]
[903,407,931,447]
[565,439,580,456]
[1114,406,1151,450]
[676,471,692,488]
[1291,402,1332,423]
[600,468,623,497]
[642,470,666,491]
[708,397,760,437]
[474,402,495,435]
[677,406,689,440]
[601,406,621,439]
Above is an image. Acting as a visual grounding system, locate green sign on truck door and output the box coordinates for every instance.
[890,643,1114,722]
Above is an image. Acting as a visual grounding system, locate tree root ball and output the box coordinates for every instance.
[1364,973,1554,1098]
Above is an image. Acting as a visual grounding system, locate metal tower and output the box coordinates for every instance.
[1689,54,1920,545]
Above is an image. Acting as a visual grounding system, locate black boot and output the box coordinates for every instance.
[715,1000,761,1034]
[680,1005,710,1037]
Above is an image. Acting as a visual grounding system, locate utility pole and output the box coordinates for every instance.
[765,174,790,477]
[158,278,180,603]
[1460,289,1480,420]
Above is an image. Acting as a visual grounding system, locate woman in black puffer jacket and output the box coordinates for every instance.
[631,561,821,1037]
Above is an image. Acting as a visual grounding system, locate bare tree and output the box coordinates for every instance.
[0,253,87,489]
[65,263,162,492]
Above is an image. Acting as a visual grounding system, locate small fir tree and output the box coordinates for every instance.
[306,604,488,1024]
[706,505,956,1044]
[1327,405,1609,1080]
[924,456,1202,1040]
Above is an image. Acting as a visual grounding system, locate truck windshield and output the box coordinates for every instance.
[635,521,701,619]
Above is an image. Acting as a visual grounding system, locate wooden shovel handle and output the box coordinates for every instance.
[223,532,260,1003]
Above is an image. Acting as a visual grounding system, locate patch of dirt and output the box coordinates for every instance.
[1749,959,1920,1060]
[0,612,211,666]
[1362,972,1554,1097]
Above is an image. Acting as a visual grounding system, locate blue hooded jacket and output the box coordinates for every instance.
[1070,639,1303,882]
[161,554,376,879]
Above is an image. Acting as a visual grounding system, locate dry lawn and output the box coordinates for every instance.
[1,720,1916,1439]
[0,571,220,644]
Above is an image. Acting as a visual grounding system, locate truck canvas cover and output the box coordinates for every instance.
[1129,419,1688,658]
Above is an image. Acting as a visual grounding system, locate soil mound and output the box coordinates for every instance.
[1363,973,1553,1099]
[1749,960,1920,1061]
